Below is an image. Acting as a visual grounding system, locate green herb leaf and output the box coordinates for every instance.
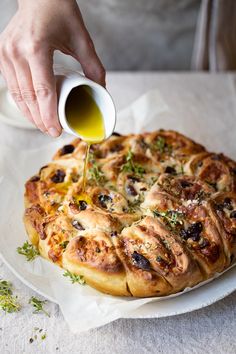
[121,150,145,177]
[17,241,39,261]
[155,137,165,153]
[88,154,105,183]
[0,279,12,296]
[41,333,47,340]
[0,279,21,313]
[29,296,50,317]
[63,270,86,285]
[153,210,183,228]
[153,137,172,155]
[89,164,105,183]
[180,164,184,175]
[59,240,69,249]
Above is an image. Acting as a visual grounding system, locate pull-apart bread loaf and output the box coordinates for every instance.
[24,130,236,297]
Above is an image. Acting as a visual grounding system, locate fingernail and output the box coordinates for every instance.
[48,127,60,137]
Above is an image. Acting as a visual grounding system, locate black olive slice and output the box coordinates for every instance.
[165,166,176,175]
[215,203,224,211]
[60,144,75,155]
[180,180,192,188]
[132,251,151,270]
[78,200,87,211]
[51,170,66,183]
[230,210,236,219]
[72,220,85,230]
[180,222,203,242]
[98,194,112,208]
[231,168,236,175]
[127,175,140,183]
[224,198,233,210]
[126,184,138,196]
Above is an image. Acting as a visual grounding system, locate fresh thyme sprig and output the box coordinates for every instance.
[29,296,50,317]
[89,164,105,183]
[0,279,12,296]
[153,137,172,154]
[63,270,86,285]
[0,279,21,313]
[88,153,105,183]
[59,240,69,249]
[153,209,183,228]
[17,241,39,261]
[121,150,145,177]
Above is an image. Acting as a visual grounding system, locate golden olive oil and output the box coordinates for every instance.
[82,143,90,193]
[65,85,105,193]
[65,85,105,144]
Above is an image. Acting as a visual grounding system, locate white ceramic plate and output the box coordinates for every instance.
[0,141,236,320]
[0,84,35,129]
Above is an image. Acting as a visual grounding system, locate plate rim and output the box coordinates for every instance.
[1,249,236,319]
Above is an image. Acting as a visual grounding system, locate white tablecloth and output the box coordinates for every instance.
[0,72,236,354]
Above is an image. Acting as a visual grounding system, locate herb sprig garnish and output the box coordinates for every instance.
[29,296,50,317]
[153,210,183,228]
[59,240,69,250]
[121,150,145,177]
[153,137,172,155]
[88,153,105,183]
[17,241,39,261]
[63,270,86,285]
[0,279,21,313]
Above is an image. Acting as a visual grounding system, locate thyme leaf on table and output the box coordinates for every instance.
[17,241,39,261]
[29,296,50,317]
[0,279,21,313]
[63,270,86,285]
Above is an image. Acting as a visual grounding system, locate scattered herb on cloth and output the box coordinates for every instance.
[63,270,86,285]
[29,296,50,317]
[17,241,39,261]
[0,279,21,313]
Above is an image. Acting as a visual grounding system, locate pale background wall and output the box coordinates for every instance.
[0,0,200,70]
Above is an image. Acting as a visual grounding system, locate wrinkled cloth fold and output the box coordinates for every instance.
[192,0,236,70]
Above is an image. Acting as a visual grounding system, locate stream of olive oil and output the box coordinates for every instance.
[65,85,105,194]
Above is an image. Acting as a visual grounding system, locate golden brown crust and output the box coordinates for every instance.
[23,130,236,297]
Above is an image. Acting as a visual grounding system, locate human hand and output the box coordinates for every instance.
[0,0,105,137]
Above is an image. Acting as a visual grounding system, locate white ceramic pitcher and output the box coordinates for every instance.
[3,67,116,138]
[56,68,116,140]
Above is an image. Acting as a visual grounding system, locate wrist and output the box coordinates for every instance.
[18,0,76,11]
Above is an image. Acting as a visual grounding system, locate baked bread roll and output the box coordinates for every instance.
[24,130,236,297]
